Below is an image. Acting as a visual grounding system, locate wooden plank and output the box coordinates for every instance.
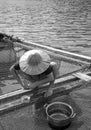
[73,72,91,82]
[0,74,78,101]
[0,71,91,102]
[15,42,91,67]
[0,72,91,114]
[0,77,86,115]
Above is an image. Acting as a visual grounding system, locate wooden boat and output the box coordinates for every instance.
[0,32,91,115]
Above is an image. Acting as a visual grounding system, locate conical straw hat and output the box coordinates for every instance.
[19,49,50,75]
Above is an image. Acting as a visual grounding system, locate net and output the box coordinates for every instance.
[13,42,90,79]
[0,33,91,130]
[0,33,90,95]
[0,34,16,73]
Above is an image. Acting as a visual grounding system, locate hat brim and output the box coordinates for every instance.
[19,49,50,75]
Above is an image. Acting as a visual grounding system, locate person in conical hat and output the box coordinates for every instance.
[19,49,51,75]
[10,49,58,97]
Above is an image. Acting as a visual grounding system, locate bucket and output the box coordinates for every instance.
[44,102,76,129]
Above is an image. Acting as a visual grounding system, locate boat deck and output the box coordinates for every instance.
[0,73,91,130]
[0,64,91,130]
[0,35,91,129]
[0,70,23,95]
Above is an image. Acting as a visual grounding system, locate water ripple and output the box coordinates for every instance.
[0,0,91,55]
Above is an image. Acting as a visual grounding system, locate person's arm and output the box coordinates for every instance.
[44,62,58,97]
[44,79,55,97]
[10,62,25,87]
[50,62,59,78]
[28,73,54,89]
[10,62,19,79]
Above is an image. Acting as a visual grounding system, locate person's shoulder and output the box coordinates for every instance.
[50,62,59,78]
[50,62,58,71]
[50,62,57,67]
[50,61,58,71]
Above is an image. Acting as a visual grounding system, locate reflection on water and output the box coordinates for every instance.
[0,0,91,54]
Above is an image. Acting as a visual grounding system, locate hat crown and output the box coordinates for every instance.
[28,52,42,66]
[19,49,50,75]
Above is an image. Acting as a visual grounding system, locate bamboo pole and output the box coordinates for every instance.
[14,39,91,63]
[14,40,91,67]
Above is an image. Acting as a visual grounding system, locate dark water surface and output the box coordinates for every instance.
[0,0,91,55]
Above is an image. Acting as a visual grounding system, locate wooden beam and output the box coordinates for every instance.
[0,71,91,102]
[0,74,79,101]
[0,72,91,115]
[73,72,91,82]
[15,39,91,63]
[0,77,86,115]
[15,42,90,66]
